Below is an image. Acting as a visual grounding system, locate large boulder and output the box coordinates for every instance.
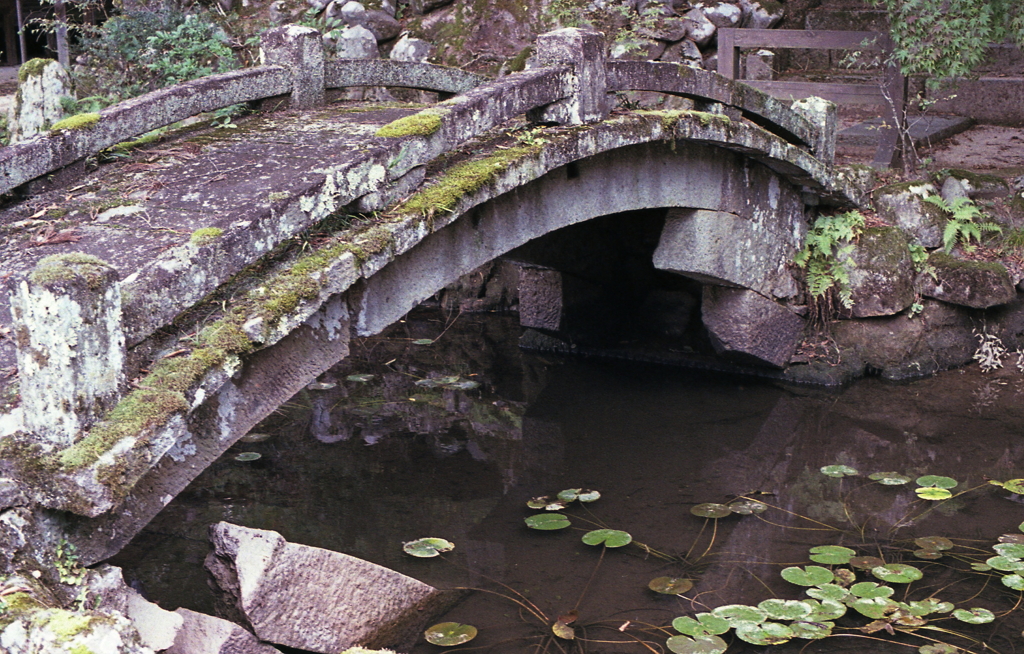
[919,252,1017,309]
[873,182,946,248]
[684,8,717,47]
[701,287,805,368]
[206,522,461,653]
[844,226,916,317]
[333,24,379,59]
[738,0,784,29]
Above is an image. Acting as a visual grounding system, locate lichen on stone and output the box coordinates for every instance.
[49,113,100,132]
[190,227,224,247]
[375,109,445,138]
[29,253,112,290]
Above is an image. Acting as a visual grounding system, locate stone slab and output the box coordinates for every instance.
[702,287,805,368]
[838,115,974,148]
[167,609,281,654]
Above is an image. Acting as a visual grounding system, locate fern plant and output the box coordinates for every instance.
[793,210,865,312]
[923,195,1002,253]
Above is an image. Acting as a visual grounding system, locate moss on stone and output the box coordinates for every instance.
[507,47,533,73]
[394,145,542,219]
[40,609,92,639]
[69,646,94,654]
[190,227,224,247]
[18,58,52,83]
[49,113,100,133]
[928,251,1008,275]
[29,254,111,290]
[637,109,730,133]
[267,191,290,203]
[375,110,444,138]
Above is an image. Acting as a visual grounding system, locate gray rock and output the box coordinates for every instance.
[684,8,717,47]
[340,0,365,20]
[8,59,73,144]
[874,182,945,248]
[744,48,775,81]
[307,0,330,10]
[268,1,289,25]
[0,605,153,654]
[738,0,783,29]
[844,226,916,317]
[945,170,1011,200]
[940,176,969,205]
[919,252,1016,309]
[166,609,281,654]
[517,266,603,333]
[85,565,183,651]
[638,16,690,42]
[409,0,455,14]
[701,287,805,368]
[790,96,836,164]
[335,24,379,59]
[695,1,742,28]
[206,522,461,653]
[352,8,401,41]
[390,34,433,62]
[609,36,667,60]
[661,38,703,65]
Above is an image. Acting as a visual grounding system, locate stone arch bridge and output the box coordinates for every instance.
[0,26,861,566]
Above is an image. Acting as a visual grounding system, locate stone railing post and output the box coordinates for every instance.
[790,96,837,165]
[10,254,125,449]
[530,28,609,125]
[260,25,326,109]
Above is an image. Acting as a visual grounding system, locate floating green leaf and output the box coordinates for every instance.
[346,373,375,383]
[985,555,1024,572]
[952,607,995,624]
[551,620,574,640]
[869,471,911,485]
[412,338,434,345]
[1001,574,1024,591]
[915,536,953,551]
[734,621,793,645]
[239,432,271,443]
[691,503,732,519]
[525,513,570,530]
[919,645,958,654]
[403,537,455,558]
[306,382,336,390]
[913,549,943,560]
[578,489,601,502]
[582,529,632,548]
[849,597,898,619]
[557,488,581,502]
[526,496,552,509]
[804,599,847,621]
[711,604,767,624]
[665,635,728,654]
[872,563,923,583]
[781,566,834,587]
[424,622,477,646]
[234,452,261,462]
[672,614,731,637]
[806,584,849,602]
[650,577,694,595]
[850,582,894,598]
[1002,479,1024,494]
[809,545,856,565]
[850,555,885,570]
[915,487,952,500]
[448,380,480,390]
[993,542,1024,559]
[908,598,954,616]
[757,599,812,621]
[820,464,858,478]
[728,500,767,515]
[971,563,992,572]
[788,620,833,639]
[916,475,957,489]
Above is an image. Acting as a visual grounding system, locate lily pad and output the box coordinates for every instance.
[711,604,767,624]
[346,373,375,383]
[919,645,958,654]
[850,582,894,598]
[729,500,768,515]
[806,584,849,602]
[734,621,793,645]
[551,620,574,640]
[788,620,833,640]
[952,607,995,624]
[557,488,581,502]
[868,471,911,485]
[1002,479,1024,494]
[833,568,856,586]
[809,545,856,565]
[525,513,570,530]
[403,538,455,558]
[984,555,1024,572]
[234,452,262,462]
[526,496,552,509]
[691,503,732,519]
[665,635,728,654]
[306,382,336,390]
[780,565,834,587]
[424,622,477,646]
[916,475,957,489]
[849,596,898,619]
[578,489,601,502]
[581,529,632,548]
[804,599,847,621]
[414,379,441,388]
[649,577,694,595]
[820,464,858,478]
[915,536,953,551]
[971,563,992,572]
[850,555,885,570]
[907,598,954,616]
[915,487,952,500]
[872,563,923,583]
[412,338,434,345]
[672,614,731,637]
[992,542,1024,558]
[1001,574,1024,591]
[913,549,943,560]
[757,599,812,621]
[239,432,272,443]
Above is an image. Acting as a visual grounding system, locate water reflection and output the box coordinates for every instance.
[113,310,1024,654]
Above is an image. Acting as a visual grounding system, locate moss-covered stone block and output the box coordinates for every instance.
[873,181,945,248]
[920,252,1016,309]
[843,226,916,317]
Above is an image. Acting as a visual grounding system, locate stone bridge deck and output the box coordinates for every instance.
[0,25,863,565]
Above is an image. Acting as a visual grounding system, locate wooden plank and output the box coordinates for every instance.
[719,28,884,51]
[718,28,738,79]
[739,80,886,104]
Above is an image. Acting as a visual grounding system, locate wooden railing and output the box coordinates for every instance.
[718,28,906,168]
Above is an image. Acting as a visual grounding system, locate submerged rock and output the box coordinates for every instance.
[702,287,805,368]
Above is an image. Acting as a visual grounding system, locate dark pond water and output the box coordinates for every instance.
[112,309,1024,654]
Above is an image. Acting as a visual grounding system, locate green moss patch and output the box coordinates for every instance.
[190,227,224,246]
[50,113,100,132]
[375,110,445,138]
[29,254,111,290]
[18,58,52,83]
[40,610,92,639]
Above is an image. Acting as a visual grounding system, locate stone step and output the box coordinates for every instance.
[838,114,975,148]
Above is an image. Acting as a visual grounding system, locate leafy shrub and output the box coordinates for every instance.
[922,195,1001,253]
[73,9,237,102]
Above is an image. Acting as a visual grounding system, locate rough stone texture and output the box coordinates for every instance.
[739,0,784,29]
[260,25,325,109]
[919,253,1016,309]
[610,37,667,61]
[206,522,460,653]
[85,565,184,651]
[334,24,379,59]
[325,59,485,93]
[653,207,802,300]
[701,287,805,368]
[874,182,945,248]
[11,256,125,448]
[528,28,609,125]
[684,8,717,46]
[939,175,969,205]
[844,226,916,317]
[944,169,1011,201]
[409,0,453,14]
[167,609,281,654]
[661,39,703,66]
[390,34,433,63]
[744,48,775,81]
[516,266,604,334]
[790,95,836,165]
[348,9,401,42]
[638,16,690,42]
[8,59,72,144]
[697,1,742,28]
[0,605,153,654]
